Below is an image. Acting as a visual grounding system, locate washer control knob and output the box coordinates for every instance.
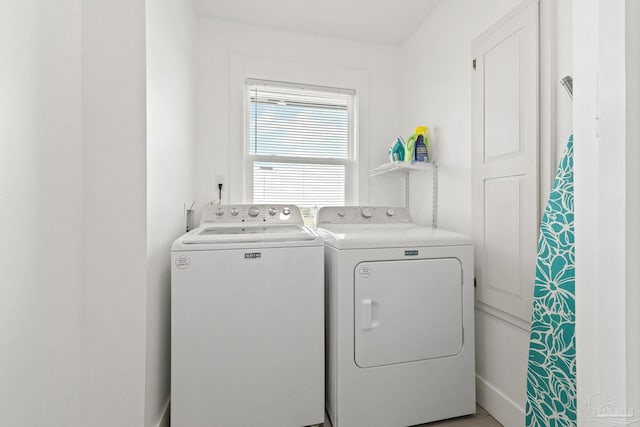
[337,210,346,218]
[248,206,260,217]
[386,209,395,217]
[268,207,277,216]
[215,208,224,216]
[230,208,239,216]
[361,207,373,219]
[282,207,291,216]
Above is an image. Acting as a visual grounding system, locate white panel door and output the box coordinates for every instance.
[471,0,539,321]
[353,258,463,368]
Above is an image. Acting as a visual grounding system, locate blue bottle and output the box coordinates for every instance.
[414,134,428,162]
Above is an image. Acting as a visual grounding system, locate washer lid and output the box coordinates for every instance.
[183,224,318,244]
[316,224,471,249]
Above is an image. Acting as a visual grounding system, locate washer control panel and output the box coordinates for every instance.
[317,206,413,225]
[201,204,304,225]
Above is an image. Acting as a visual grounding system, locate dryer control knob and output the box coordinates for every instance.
[230,208,239,216]
[248,206,260,217]
[386,209,395,217]
[268,207,277,216]
[215,208,224,216]
[282,207,291,216]
[361,208,373,219]
[337,210,346,218]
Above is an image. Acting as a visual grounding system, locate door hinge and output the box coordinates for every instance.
[472,58,477,70]
[474,277,477,288]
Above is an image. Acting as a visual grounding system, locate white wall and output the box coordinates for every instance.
[0,1,83,425]
[626,0,640,416]
[81,0,148,425]
[2,1,195,425]
[574,0,640,423]
[195,18,403,212]
[399,1,573,425]
[555,0,573,154]
[145,0,197,425]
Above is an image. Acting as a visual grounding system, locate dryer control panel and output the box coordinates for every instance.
[200,204,304,226]
[317,206,413,225]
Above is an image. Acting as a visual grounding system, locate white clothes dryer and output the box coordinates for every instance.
[171,204,324,427]
[316,206,475,427]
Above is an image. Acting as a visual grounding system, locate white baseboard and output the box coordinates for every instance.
[476,375,525,427]
[156,398,170,427]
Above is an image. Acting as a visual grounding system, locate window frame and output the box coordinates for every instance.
[243,79,358,209]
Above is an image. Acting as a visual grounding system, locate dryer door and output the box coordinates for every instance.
[354,258,463,368]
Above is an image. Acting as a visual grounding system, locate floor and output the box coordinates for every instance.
[322,405,503,427]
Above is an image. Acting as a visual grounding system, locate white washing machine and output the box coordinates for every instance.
[171,204,324,427]
[316,206,475,427]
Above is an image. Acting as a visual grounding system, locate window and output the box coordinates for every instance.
[246,79,356,225]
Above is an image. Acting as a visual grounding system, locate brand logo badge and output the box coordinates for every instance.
[405,250,419,256]
[358,265,372,279]
[175,255,190,269]
[244,252,261,259]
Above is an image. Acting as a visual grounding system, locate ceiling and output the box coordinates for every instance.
[193,0,442,46]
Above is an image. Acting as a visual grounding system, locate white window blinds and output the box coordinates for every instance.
[247,80,355,223]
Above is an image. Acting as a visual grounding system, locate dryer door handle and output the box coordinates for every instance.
[361,298,381,330]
